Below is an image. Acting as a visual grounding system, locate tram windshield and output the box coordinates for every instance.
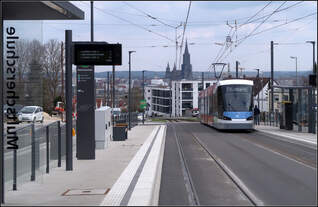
[220,85,253,112]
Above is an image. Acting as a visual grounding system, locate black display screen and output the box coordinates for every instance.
[73,42,122,65]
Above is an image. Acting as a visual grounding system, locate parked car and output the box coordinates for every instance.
[17,106,44,123]
[192,109,199,117]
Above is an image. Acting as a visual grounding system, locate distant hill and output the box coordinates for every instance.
[94,70,313,79]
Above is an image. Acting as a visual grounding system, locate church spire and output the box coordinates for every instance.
[184,38,189,55]
[166,62,170,72]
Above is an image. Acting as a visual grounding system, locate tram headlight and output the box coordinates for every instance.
[223,116,232,120]
[247,116,253,120]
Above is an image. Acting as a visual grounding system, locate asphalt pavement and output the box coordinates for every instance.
[159,122,317,206]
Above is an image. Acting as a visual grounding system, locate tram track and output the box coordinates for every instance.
[185,127,263,206]
[170,122,259,206]
[170,122,200,205]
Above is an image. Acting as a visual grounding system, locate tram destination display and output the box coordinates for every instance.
[73,42,122,65]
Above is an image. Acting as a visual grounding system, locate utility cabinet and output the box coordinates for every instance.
[95,106,112,149]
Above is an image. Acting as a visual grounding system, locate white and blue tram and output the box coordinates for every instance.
[199,79,254,130]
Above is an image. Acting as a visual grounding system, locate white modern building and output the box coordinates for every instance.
[172,80,216,117]
[145,79,216,117]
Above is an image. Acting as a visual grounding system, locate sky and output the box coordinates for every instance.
[4,1,317,74]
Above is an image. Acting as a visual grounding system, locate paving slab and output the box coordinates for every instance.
[2,125,157,206]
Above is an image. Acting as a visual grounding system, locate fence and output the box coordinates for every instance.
[113,112,139,128]
[4,120,74,191]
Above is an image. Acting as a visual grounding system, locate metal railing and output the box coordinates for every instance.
[113,112,139,127]
[4,120,74,191]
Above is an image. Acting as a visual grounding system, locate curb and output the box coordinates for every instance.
[100,125,166,206]
[256,129,317,147]
[127,125,166,206]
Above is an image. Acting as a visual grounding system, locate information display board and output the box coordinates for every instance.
[73,42,122,65]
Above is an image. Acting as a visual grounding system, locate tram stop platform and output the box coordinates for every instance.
[2,123,166,206]
[255,125,317,147]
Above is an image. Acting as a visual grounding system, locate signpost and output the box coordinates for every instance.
[140,99,147,110]
[73,41,122,160]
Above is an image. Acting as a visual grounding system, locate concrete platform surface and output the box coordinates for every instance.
[255,125,317,146]
[2,124,159,206]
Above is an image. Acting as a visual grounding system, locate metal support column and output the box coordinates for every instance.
[57,121,61,167]
[46,126,49,173]
[142,70,145,124]
[112,66,115,126]
[13,149,17,190]
[298,88,302,132]
[31,124,35,181]
[270,41,274,126]
[65,30,73,171]
[0,2,4,203]
[308,88,314,133]
[236,61,239,78]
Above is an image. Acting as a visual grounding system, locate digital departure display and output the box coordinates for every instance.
[73,42,122,65]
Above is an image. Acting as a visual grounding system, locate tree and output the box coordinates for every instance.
[42,39,62,112]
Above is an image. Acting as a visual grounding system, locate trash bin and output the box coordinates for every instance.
[283,101,293,130]
[113,123,128,141]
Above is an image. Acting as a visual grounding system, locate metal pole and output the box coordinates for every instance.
[112,66,115,126]
[201,72,204,90]
[295,57,299,86]
[128,51,135,130]
[31,124,35,181]
[0,2,4,203]
[142,70,145,124]
[61,42,64,122]
[13,149,17,190]
[91,1,94,42]
[236,61,239,78]
[46,125,49,174]
[270,41,274,126]
[256,69,260,107]
[57,121,61,167]
[308,88,313,133]
[128,53,131,130]
[107,72,109,106]
[65,30,73,171]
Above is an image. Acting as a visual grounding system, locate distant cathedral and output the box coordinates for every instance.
[165,40,193,81]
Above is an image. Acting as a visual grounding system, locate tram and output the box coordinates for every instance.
[199,79,254,130]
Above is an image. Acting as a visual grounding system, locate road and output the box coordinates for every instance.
[159,122,317,206]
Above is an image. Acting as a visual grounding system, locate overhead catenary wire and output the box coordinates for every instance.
[178,1,192,70]
[238,1,304,28]
[218,1,288,62]
[80,1,174,42]
[215,1,307,64]
[122,1,176,29]
[212,1,274,66]
[220,11,317,62]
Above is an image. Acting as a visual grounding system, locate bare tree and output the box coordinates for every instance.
[42,39,62,112]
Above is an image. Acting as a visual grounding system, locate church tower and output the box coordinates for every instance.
[181,39,193,79]
[165,62,170,79]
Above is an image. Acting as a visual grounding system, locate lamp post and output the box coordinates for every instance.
[290,56,298,86]
[128,51,136,130]
[254,69,260,108]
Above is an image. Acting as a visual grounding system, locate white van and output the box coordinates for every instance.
[17,106,44,123]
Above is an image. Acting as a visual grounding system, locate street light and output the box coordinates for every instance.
[128,51,136,130]
[290,56,298,86]
[253,68,260,107]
